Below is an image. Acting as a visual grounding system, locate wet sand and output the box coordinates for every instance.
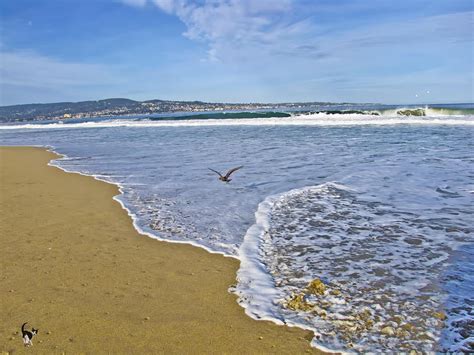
[0,147,320,354]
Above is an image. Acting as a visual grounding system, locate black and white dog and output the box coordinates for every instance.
[21,322,38,347]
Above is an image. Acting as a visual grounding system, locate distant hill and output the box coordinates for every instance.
[0,98,144,122]
[0,98,336,122]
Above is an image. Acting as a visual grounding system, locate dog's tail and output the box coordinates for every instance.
[21,322,28,333]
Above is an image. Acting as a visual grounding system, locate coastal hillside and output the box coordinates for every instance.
[0,98,336,122]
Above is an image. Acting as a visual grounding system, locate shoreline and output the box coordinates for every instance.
[46,145,327,346]
[0,146,320,353]
[46,145,239,260]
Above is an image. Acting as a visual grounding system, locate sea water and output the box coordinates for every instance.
[1,107,473,352]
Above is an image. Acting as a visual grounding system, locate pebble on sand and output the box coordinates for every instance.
[381,326,395,336]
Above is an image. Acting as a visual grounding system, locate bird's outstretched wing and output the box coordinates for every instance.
[208,168,223,177]
[224,166,243,179]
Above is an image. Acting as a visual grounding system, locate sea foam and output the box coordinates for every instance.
[237,182,473,352]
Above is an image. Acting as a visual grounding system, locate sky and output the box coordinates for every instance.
[0,0,473,105]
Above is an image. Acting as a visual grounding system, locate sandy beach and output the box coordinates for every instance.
[0,147,319,354]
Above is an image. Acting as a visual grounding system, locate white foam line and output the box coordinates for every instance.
[29,144,239,261]
[236,182,353,354]
[1,114,473,130]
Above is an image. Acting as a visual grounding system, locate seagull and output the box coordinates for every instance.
[208,166,243,183]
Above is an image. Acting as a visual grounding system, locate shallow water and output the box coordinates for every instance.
[238,183,472,352]
[1,113,473,351]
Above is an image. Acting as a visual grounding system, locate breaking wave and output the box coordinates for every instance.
[0,111,472,130]
[145,111,292,120]
[296,106,474,117]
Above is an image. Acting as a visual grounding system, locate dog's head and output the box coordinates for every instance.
[31,328,38,335]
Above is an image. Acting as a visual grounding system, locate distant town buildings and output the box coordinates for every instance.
[0,98,341,122]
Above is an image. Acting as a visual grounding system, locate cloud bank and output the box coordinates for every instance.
[125,0,473,66]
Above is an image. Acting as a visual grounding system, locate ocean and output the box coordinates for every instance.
[1,104,473,352]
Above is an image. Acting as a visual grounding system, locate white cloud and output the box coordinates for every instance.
[177,0,291,41]
[126,1,472,66]
[143,0,300,61]
[151,0,176,13]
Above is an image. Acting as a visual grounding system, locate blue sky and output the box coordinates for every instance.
[0,0,472,105]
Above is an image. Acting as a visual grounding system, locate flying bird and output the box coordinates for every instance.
[208,166,243,183]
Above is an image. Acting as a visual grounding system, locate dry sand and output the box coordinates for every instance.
[0,147,320,354]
